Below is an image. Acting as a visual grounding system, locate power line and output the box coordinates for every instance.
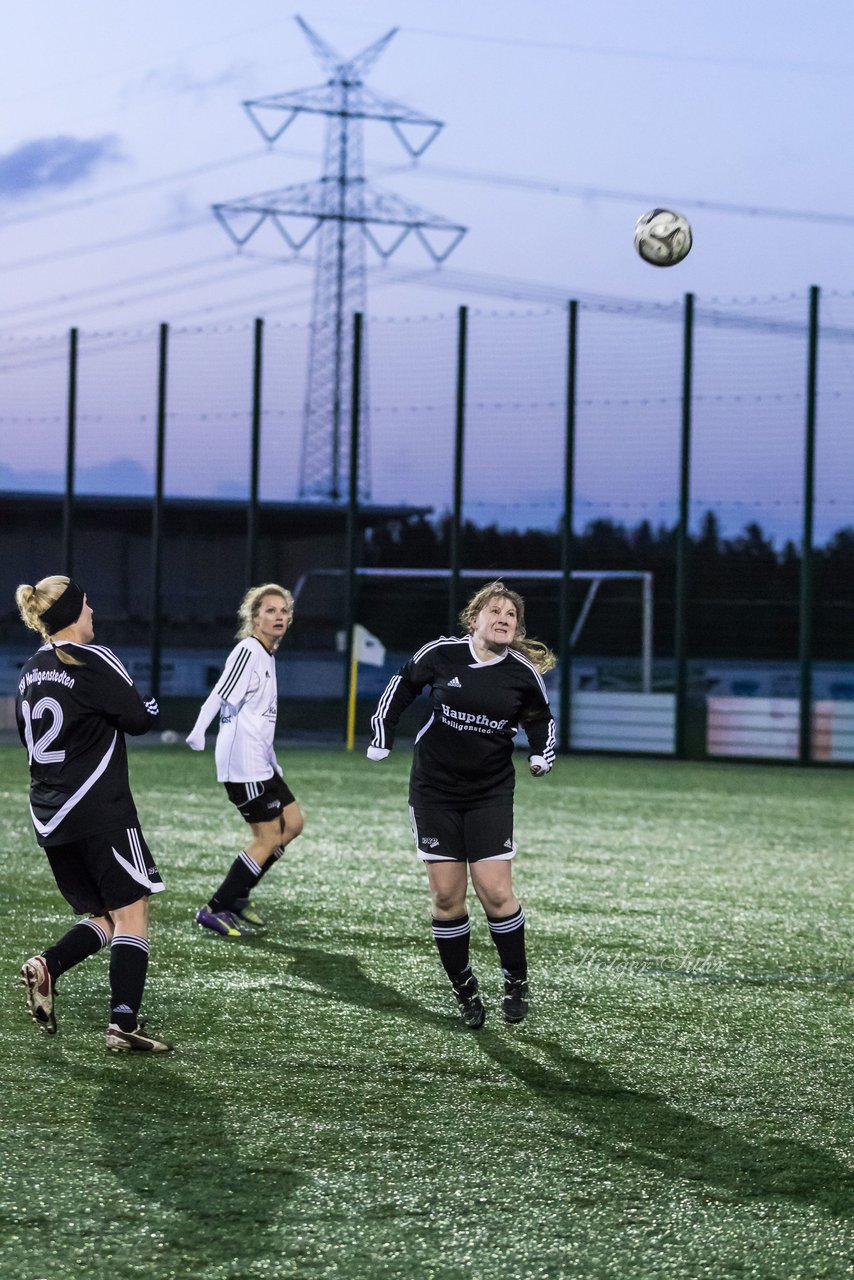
[383,159,854,229]
[0,252,234,321]
[396,23,854,79]
[376,264,854,338]
[4,235,849,341]
[0,278,319,373]
[0,258,434,369]
[10,140,852,233]
[0,215,207,274]
[0,260,274,334]
[0,151,263,229]
[0,256,828,343]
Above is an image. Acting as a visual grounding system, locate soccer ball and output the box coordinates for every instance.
[633,208,692,267]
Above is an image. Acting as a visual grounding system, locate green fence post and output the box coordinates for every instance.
[149,323,168,704]
[798,285,820,765]
[674,293,694,759]
[246,317,264,587]
[343,311,363,746]
[559,300,578,755]
[62,327,78,576]
[449,305,467,635]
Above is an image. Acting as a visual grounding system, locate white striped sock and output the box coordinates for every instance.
[81,918,110,949]
[239,850,263,877]
[488,909,526,935]
[432,916,471,940]
[111,934,150,954]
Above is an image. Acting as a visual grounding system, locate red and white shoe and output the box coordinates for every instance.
[20,955,57,1035]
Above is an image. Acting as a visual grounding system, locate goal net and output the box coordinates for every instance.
[292,567,654,692]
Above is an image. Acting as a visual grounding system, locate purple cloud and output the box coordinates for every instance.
[0,135,121,200]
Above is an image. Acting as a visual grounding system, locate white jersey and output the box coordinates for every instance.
[188,637,279,783]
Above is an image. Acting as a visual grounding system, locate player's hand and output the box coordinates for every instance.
[186,732,205,751]
[366,746,390,761]
[529,755,551,776]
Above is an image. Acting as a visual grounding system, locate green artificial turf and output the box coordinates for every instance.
[1,744,853,1279]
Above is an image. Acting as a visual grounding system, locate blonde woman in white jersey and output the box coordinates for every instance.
[186,584,304,936]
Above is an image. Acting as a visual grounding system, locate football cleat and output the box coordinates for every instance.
[20,955,57,1035]
[232,898,267,928]
[105,1023,173,1053]
[194,906,245,937]
[502,971,530,1024]
[451,967,485,1029]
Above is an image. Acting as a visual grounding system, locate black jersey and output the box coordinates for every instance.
[15,642,158,847]
[370,635,556,805]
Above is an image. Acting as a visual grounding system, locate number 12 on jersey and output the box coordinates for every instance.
[21,696,67,765]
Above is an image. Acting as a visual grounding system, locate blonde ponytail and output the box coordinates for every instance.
[15,577,83,666]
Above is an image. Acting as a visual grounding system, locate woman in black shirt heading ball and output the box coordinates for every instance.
[368,580,556,1028]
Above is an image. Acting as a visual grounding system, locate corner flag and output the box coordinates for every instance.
[353,624,386,668]
[346,625,387,750]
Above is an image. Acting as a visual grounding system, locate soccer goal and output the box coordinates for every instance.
[292,567,654,692]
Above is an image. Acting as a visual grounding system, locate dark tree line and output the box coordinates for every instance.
[360,513,854,659]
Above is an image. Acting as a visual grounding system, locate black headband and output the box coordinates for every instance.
[41,581,85,635]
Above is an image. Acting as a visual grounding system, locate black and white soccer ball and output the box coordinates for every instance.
[633,208,693,267]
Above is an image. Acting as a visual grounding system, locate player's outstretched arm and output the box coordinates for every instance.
[186,689,222,751]
[188,640,257,750]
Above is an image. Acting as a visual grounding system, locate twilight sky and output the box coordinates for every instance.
[1,1,852,540]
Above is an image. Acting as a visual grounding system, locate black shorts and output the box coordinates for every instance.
[224,774,295,825]
[46,826,165,916]
[409,803,516,863]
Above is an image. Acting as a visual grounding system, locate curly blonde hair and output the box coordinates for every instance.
[459,579,556,674]
[236,583,294,643]
[15,575,83,666]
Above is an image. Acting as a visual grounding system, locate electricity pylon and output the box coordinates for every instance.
[213,16,467,500]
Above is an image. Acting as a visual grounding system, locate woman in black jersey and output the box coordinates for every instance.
[368,580,556,1028]
[15,575,172,1053]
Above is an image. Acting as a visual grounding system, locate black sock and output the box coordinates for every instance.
[210,851,263,912]
[109,934,149,1032]
[255,846,284,883]
[431,914,471,979]
[43,918,110,983]
[487,907,527,977]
